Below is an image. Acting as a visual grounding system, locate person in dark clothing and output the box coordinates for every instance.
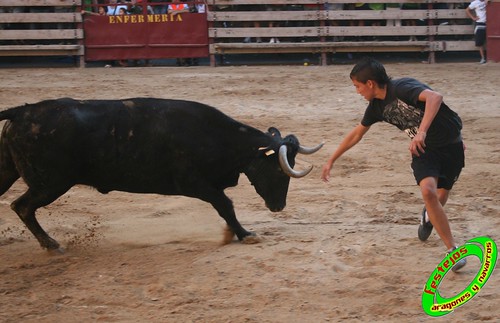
[321,57,467,272]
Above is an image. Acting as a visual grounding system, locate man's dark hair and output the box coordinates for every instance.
[350,57,391,88]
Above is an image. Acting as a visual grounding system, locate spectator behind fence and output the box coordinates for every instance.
[107,0,128,15]
[267,5,284,44]
[128,0,154,15]
[324,2,344,42]
[168,0,190,15]
[81,6,107,16]
[402,3,420,41]
[386,3,402,28]
[196,2,206,14]
[188,0,206,14]
[240,5,264,43]
[368,3,385,31]
[465,0,488,64]
[344,3,368,41]
[151,0,168,14]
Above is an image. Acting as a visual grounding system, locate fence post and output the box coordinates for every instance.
[426,2,436,63]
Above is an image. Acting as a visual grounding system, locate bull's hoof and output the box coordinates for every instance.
[41,237,62,253]
[222,226,261,245]
[241,234,261,244]
[222,226,236,245]
[47,246,66,255]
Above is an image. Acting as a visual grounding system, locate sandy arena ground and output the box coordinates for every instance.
[0,62,499,322]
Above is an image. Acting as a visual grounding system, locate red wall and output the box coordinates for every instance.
[487,1,500,62]
[83,13,209,61]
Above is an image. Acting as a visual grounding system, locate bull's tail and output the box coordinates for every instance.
[0,106,23,122]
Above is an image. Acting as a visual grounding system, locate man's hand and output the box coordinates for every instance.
[410,131,427,156]
[321,163,333,182]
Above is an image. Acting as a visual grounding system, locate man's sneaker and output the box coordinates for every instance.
[448,247,467,272]
[418,207,433,241]
[479,58,486,64]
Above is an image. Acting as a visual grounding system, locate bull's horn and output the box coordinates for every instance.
[298,142,324,155]
[278,145,313,178]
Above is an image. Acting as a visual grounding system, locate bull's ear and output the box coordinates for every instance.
[267,127,282,138]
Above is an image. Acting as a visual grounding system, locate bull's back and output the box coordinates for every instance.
[1,98,261,194]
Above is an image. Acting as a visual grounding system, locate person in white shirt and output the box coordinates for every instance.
[466,0,488,64]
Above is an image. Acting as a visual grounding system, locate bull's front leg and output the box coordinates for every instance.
[209,193,260,244]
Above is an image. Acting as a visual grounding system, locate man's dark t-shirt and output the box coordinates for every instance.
[361,78,462,147]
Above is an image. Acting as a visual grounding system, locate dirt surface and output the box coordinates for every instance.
[0,62,499,322]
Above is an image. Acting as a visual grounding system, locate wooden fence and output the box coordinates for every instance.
[0,1,479,67]
[0,0,84,66]
[207,0,477,66]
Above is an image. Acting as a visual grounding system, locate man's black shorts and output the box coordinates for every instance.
[411,141,465,190]
[475,23,486,47]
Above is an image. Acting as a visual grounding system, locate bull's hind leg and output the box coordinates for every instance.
[0,146,20,196]
[11,187,70,251]
[0,171,19,197]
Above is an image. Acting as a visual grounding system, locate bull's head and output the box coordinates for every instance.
[245,127,323,212]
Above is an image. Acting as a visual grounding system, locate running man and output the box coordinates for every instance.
[321,57,466,272]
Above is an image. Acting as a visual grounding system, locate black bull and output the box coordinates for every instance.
[0,98,323,251]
